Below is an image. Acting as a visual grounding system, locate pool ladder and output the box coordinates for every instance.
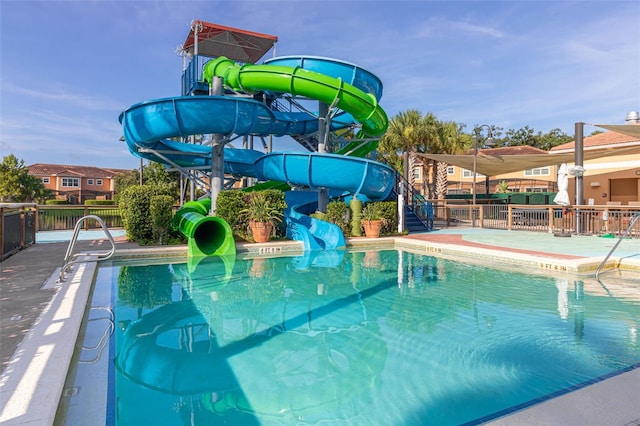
[58,215,116,282]
[595,211,640,280]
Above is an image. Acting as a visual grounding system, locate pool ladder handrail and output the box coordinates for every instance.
[58,215,116,282]
[595,211,640,280]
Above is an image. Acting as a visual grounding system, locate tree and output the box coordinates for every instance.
[379,110,467,199]
[0,154,51,202]
[114,161,179,203]
[498,126,572,150]
[434,121,468,199]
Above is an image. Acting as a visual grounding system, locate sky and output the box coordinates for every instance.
[1,1,638,170]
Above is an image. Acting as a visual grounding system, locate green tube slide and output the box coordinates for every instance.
[172,199,236,259]
[203,57,388,137]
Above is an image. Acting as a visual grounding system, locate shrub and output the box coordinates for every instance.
[84,200,115,205]
[45,199,67,205]
[377,201,397,234]
[215,190,246,234]
[325,201,351,236]
[119,185,175,243]
[150,195,174,245]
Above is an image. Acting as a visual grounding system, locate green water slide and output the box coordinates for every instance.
[171,199,236,258]
[203,57,388,137]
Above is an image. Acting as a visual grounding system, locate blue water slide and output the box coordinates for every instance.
[120,56,393,251]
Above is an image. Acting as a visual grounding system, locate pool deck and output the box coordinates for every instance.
[0,228,639,425]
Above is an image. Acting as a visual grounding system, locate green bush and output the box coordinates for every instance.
[45,199,67,205]
[150,195,174,244]
[84,199,115,205]
[216,190,247,234]
[326,200,351,236]
[119,185,175,244]
[377,201,397,234]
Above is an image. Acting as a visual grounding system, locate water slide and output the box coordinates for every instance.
[120,56,393,253]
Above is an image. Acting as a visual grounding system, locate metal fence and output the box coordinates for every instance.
[432,202,640,238]
[37,205,123,231]
[1,204,37,260]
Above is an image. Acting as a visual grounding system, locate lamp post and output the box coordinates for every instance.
[472,125,495,205]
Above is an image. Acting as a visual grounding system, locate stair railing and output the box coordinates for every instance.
[58,215,116,282]
[595,211,640,280]
[394,172,434,231]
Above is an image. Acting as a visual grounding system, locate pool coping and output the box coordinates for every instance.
[1,236,638,425]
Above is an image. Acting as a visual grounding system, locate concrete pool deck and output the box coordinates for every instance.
[0,228,638,425]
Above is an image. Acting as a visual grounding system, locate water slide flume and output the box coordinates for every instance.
[120,55,392,254]
[202,56,388,137]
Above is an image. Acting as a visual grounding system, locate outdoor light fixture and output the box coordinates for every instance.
[472,125,496,205]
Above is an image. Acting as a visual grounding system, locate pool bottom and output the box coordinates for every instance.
[56,248,640,425]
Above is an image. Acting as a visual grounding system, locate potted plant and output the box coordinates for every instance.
[240,191,286,243]
[361,202,384,238]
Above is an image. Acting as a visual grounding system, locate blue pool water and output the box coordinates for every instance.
[82,249,640,425]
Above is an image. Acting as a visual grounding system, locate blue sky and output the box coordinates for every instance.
[1,1,638,169]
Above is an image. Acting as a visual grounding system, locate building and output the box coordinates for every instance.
[27,164,125,204]
[415,126,640,205]
[549,129,640,205]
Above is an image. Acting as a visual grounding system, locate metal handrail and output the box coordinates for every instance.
[58,215,116,282]
[595,212,640,280]
[394,172,434,231]
[79,306,115,364]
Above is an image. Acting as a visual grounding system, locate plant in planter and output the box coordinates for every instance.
[240,191,286,243]
[361,202,385,238]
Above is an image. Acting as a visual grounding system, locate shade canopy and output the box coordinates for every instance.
[594,124,640,139]
[417,145,640,177]
[181,20,278,63]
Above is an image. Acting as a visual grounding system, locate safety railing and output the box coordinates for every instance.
[394,172,434,232]
[58,215,116,282]
[430,203,640,238]
[595,212,640,280]
[1,203,37,260]
[37,205,122,231]
[79,306,115,364]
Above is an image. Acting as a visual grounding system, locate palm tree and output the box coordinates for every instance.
[378,110,440,196]
[379,110,467,200]
[434,121,469,199]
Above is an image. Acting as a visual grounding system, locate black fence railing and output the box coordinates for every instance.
[1,204,37,260]
[37,205,123,231]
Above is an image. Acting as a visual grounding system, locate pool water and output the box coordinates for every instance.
[96,249,639,425]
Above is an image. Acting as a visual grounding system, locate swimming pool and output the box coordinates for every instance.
[57,248,640,425]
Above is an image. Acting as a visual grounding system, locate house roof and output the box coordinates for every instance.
[550,128,640,153]
[180,20,278,63]
[28,164,125,178]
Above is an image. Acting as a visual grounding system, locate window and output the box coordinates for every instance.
[447,166,455,175]
[42,177,50,184]
[462,169,485,178]
[524,167,550,177]
[413,167,421,181]
[96,179,103,185]
[87,179,94,185]
[62,178,79,187]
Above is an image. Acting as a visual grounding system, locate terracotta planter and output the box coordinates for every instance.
[362,219,383,238]
[249,220,273,243]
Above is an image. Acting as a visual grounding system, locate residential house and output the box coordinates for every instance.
[27,164,125,204]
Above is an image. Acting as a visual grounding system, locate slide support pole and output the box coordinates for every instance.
[210,76,224,214]
[317,101,329,212]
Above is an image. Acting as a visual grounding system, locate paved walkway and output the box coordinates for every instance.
[0,237,138,372]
